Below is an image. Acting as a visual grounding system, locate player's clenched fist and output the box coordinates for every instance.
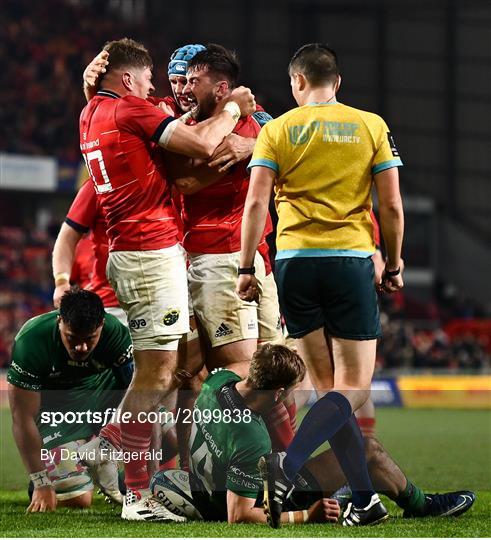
[236,274,260,303]
[307,498,341,523]
[228,86,256,117]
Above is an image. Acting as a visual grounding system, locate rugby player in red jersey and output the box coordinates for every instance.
[160,45,298,452]
[52,180,125,323]
[81,43,294,458]
[79,37,255,521]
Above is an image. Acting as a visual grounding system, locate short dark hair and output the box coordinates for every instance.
[102,37,153,75]
[247,344,306,390]
[59,289,104,333]
[187,43,240,88]
[288,43,340,87]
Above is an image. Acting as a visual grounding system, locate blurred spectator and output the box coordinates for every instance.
[0,226,54,368]
[0,0,170,162]
[377,302,490,373]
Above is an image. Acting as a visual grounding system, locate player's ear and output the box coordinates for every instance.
[216,80,229,100]
[334,74,342,93]
[122,71,133,91]
[297,73,307,92]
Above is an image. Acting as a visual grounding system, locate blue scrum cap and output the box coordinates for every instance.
[168,44,206,76]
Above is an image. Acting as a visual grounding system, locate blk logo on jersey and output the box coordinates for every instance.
[163,308,180,326]
[387,132,399,157]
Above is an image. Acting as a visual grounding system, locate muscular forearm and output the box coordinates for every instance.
[228,504,308,524]
[174,164,226,195]
[239,197,269,268]
[12,415,45,474]
[378,203,404,269]
[189,111,237,158]
[52,224,82,277]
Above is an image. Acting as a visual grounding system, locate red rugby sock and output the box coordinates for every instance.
[356,416,376,438]
[99,422,122,450]
[265,402,295,451]
[121,420,153,490]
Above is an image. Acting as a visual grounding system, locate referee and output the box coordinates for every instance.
[237,43,404,527]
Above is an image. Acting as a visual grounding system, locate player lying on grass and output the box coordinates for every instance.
[150,344,475,524]
[7,290,133,512]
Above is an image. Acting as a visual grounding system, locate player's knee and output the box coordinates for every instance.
[134,358,178,390]
[42,442,95,504]
[58,490,93,508]
[348,387,371,412]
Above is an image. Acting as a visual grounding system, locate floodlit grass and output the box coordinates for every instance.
[1,407,490,537]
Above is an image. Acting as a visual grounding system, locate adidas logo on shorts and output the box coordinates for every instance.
[215,322,233,338]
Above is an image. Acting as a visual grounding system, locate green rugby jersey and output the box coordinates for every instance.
[189,369,271,520]
[8,310,132,394]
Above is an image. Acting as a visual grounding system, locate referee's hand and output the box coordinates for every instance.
[379,262,404,294]
[236,274,260,303]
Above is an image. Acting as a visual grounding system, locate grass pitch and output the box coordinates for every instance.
[1,407,490,537]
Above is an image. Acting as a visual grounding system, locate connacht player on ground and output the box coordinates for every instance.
[79,37,255,521]
[237,43,405,527]
[152,344,475,524]
[7,290,133,512]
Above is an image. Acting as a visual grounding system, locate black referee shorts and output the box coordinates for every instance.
[275,256,381,340]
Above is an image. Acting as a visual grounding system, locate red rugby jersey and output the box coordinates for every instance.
[148,95,182,117]
[66,180,119,308]
[79,90,178,251]
[70,235,93,289]
[181,114,272,257]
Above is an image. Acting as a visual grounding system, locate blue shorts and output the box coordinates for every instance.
[275,256,381,340]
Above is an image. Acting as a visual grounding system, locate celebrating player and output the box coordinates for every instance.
[7,290,133,512]
[167,45,282,378]
[79,37,255,520]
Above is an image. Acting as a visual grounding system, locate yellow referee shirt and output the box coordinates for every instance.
[249,101,403,259]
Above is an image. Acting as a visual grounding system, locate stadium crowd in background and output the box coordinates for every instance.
[1,0,169,162]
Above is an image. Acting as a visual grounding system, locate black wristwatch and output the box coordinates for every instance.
[385,267,400,277]
[238,266,255,275]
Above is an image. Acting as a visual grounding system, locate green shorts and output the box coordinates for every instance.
[275,256,381,340]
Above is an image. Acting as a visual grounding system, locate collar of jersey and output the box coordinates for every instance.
[217,381,259,419]
[306,100,338,106]
[97,89,120,99]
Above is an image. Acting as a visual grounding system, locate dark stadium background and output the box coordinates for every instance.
[0,0,490,388]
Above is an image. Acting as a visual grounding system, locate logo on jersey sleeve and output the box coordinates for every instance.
[163,308,180,326]
[387,132,400,157]
[251,111,273,127]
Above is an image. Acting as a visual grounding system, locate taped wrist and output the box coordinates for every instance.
[30,469,52,488]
